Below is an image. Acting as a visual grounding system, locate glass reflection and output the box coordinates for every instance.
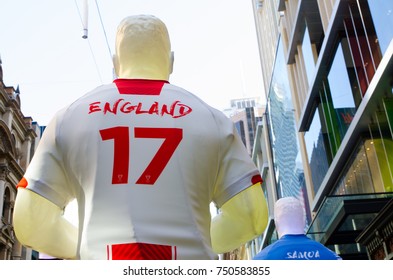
[326,43,356,141]
[333,138,393,195]
[365,0,393,56]
[302,24,315,87]
[304,107,330,194]
[333,140,374,195]
[266,39,306,200]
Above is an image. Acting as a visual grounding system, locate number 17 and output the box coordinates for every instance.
[99,127,183,185]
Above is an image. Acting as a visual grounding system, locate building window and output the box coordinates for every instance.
[327,42,357,111]
[303,0,393,194]
[266,39,306,199]
[333,97,393,195]
[1,188,11,224]
[234,121,246,147]
[318,42,357,156]
[246,107,256,153]
[333,139,378,195]
[362,0,393,57]
[304,107,330,194]
[343,0,384,96]
[333,138,393,195]
[302,24,316,87]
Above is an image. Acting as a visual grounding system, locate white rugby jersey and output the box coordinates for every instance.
[18,79,262,260]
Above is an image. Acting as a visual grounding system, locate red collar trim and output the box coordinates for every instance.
[113,79,169,95]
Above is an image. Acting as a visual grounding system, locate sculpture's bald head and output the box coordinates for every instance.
[113,14,173,80]
[274,197,306,238]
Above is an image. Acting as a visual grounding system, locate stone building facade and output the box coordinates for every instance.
[0,58,41,260]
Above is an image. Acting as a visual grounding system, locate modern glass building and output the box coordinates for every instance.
[251,0,393,260]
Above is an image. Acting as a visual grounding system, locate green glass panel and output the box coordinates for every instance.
[383,99,393,138]
[372,139,393,192]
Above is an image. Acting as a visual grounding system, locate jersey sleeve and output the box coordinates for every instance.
[18,110,74,209]
[212,116,262,208]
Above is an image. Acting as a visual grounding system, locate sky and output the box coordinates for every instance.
[0,0,265,126]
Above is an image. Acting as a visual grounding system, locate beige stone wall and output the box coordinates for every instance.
[0,62,38,260]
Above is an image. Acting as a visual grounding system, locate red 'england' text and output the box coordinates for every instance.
[88,99,192,118]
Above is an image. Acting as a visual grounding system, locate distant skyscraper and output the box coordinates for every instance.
[227,97,264,155]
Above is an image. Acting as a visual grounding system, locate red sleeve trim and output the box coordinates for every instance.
[251,174,263,185]
[16,177,28,188]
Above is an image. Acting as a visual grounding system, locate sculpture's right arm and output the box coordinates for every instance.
[13,187,78,259]
[210,183,268,253]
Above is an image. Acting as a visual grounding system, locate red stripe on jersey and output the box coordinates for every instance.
[114,79,169,95]
[16,177,28,188]
[173,246,177,260]
[108,242,176,260]
[251,174,263,185]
